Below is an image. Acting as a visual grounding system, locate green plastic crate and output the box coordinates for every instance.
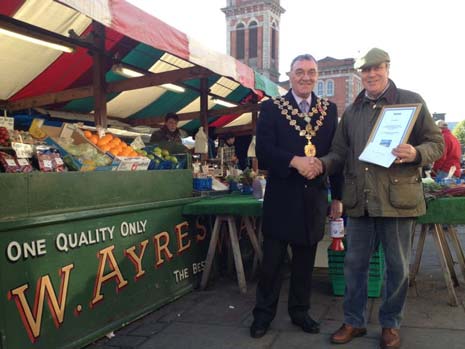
[330,274,383,297]
[328,245,384,298]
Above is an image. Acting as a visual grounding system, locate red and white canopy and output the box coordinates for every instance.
[0,0,285,133]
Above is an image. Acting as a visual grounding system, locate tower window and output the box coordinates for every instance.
[236,23,245,59]
[249,21,258,59]
[271,28,276,59]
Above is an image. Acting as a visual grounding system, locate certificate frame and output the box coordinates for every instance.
[358,103,422,167]
[367,103,422,146]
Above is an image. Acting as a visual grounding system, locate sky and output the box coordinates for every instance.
[127,0,465,122]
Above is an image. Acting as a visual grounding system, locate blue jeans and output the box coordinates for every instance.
[343,216,414,328]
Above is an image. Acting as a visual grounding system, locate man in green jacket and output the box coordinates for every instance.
[311,48,444,348]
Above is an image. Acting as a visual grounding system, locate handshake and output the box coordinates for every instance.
[290,156,323,180]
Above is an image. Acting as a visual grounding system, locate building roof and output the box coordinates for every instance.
[318,57,355,69]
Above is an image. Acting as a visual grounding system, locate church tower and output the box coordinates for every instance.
[222,0,285,83]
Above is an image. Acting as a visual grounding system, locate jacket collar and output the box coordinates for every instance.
[353,79,398,106]
[286,90,318,108]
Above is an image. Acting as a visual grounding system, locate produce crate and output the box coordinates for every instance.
[43,126,117,171]
[330,274,383,298]
[143,145,188,170]
[328,244,384,297]
[193,177,212,191]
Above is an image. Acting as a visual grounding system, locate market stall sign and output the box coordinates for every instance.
[1,204,208,349]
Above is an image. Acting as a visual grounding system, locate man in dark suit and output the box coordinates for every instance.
[251,54,343,338]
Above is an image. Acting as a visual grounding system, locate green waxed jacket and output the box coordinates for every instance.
[321,80,444,217]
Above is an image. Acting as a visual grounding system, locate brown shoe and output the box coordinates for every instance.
[380,328,401,348]
[331,324,367,344]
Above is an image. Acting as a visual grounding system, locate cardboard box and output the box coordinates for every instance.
[43,126,117,171]
[115,156,151,171]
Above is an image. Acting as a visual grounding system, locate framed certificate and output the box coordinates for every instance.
[358,103,422,168]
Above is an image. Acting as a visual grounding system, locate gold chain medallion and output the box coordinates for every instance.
[273,97,329,157]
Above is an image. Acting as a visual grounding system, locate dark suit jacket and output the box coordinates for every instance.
[256,90,342,246]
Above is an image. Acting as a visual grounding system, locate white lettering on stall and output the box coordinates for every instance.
[120,220,147,237]
[6,239,47,262]
[172,268,190,283]
[55,226,115,252]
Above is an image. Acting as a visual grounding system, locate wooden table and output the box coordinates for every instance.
[182,194,263,294]
[410,197,465,306]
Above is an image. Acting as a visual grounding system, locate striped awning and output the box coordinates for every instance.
[0,0,286,134]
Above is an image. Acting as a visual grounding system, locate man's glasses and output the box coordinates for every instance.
[292,69,318,78]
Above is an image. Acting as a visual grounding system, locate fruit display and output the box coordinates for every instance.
[139,145,183,170]
[83,130,139,157]
[35,146,66,172]
[28,118,47,140]
[60,141,112,167]
[0,151,33,173]
[0,127,10,147]
[0,123,189,172]
[9,130,35,144]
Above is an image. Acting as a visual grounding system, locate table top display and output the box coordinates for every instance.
[418,197,465,225]
[182,194,263,217]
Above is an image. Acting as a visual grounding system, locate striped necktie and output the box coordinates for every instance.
[300,100,309,113]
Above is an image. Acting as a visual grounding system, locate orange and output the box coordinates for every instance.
[101,134,113,143]
[97,135,111,146]
[109,148,119,156]
[121,148,131,157]
[89,135,99,144]
[108,139,118,147]
[84,130,93,139]
[101,144,111,152]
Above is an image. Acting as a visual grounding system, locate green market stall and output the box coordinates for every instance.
[0,170,208,349]
[412,196,465,306]
[418,197,465,225]
[182,194,263,294]
[0,1,285,348]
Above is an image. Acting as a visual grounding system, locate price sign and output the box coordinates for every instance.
[116,156,150,171]
[130,136,145,150]
[0,116,14,132]
[12,142,34,158]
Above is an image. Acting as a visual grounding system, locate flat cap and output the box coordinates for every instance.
[354,48,390,70]
[436,120,448,128]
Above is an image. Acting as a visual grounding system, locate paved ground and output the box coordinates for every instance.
[86,226,465,349]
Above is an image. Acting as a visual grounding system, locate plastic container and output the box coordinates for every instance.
[328,244,384,297]
[193,177,212,191]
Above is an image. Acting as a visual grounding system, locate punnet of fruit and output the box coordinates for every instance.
[83,130,138,157]
[0,127,11,147]
[140,145,184,170]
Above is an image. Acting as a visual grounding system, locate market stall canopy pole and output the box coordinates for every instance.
[0,13,96,52]
[6,66,212,111]
[200,77,209,140]
[33,108,130,127]
[216,124,255,136]
[252,110,258,134]
[92,21,107,128]
[128,103,261,127]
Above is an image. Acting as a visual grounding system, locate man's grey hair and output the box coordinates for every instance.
[290,54,317,71]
